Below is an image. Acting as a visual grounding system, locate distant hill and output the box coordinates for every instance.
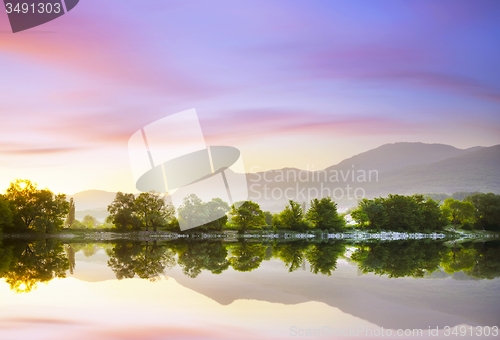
[326,142,482,173]
[246,142,497,210]
[365,144,500,196]
[70,142,499,212]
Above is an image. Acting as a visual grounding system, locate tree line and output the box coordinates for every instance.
[105,192,346,233]
[1,179,499,234]
[351,193,500,232]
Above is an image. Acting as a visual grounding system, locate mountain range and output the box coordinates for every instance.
[70,142,500,214]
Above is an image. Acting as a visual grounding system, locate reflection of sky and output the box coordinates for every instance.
[0,278,373,340]
[1,248,499,340]
[1,0,500,193]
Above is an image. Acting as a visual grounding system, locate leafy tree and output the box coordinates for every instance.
[351,198,387,229]
[71,219,86,229]
[107,192,141,231]
[4,179,69,233]
[419,197,448,230]
[66,197,76,228]
[82,215,98,229]
[306,197,345,231]
[177,194,209,230]
[177,195,229,231]
[230,201,265,233]
[135,192,174,231]
[0,195,13,233]
[465,193,500,231]
[201,198,230,231]
[271,212,282,229]
[263,211,273,227]
[351,195,446,232]
[278,200,308,231]
[442,198,475,230]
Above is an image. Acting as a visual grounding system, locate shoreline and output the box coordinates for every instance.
[2,229,498,243]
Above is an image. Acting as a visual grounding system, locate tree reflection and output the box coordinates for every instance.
[1,238,499,292]
[274,241,308,272]
[351,240,447,278]
[106,241,176,281]
[229,241,267,272]
[0,239,69,293]
[440,243,476,274]
[306,242,346,275]
[465,240,500,279]
[171,240,229,278]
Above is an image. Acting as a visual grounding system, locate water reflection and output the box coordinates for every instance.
[0,239,69,293]
[0,238,499,292]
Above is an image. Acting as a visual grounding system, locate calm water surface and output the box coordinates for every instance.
[1,238,499,340]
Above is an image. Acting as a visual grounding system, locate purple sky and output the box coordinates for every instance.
[1,0,499,194]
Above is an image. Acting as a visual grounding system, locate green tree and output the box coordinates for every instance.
[352,198,387,229]
[201,198,230,231]
[442,198,475,230]
[0,195,13,233]
[82,215,98,229]
[306,197,345,231]
[135,191,175,231]
[263,211,273,227]
[278,200,308,231]
[107,192,141,231]
[465,193,500,231]
[351,195,446,232]
[5,179,69,233]
[177,194,209,230]
[66,197,76,228]
[230,201,266,233]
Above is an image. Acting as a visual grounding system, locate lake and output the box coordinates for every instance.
[0,238,499,339]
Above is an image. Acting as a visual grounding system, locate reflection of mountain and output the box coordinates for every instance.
[51,239,500,330]
[165,259,500,330]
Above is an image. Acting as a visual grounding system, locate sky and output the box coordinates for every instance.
[0,0,499,195]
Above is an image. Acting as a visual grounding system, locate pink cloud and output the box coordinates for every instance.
[0,6,215,98]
